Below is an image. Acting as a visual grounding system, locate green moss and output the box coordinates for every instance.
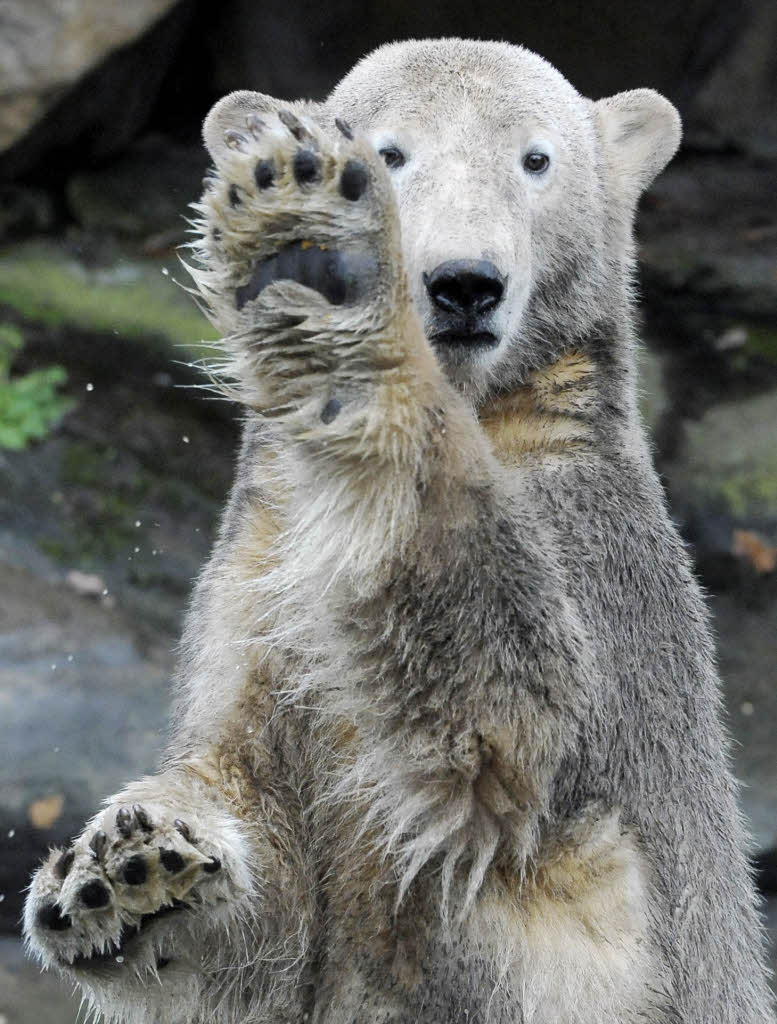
[707,472,777,518]
[743,326,777,367]
[0,321,75,449]
[0,241,219,358]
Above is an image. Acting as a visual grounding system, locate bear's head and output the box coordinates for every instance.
[326,39,680,402]
[203,39,681,406]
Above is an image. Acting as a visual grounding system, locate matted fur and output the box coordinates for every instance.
[24,39,773,1024]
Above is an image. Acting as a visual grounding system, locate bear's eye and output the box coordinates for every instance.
[523,151,550,174]
[379,146,406,170]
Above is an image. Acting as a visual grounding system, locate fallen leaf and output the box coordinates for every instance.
[28,793,65,829]
[732,529,777,574]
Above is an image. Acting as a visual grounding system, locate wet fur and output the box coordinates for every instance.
[24,39,774,1024]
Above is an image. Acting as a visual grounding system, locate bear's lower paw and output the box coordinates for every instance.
[25,803,231,974]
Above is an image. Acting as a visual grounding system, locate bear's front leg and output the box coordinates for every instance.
[23,768,281,1023]
[191,104,456,479]
[193,104,594,915]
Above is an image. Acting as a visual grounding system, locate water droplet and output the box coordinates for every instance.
[182,435,190,444]
[8,830,15,838]
[51,664,57,671]
[86,382,94,392]
[115,955,125,963]
[161,268,169,277]
[53,746,60,753]
[0,894,5,903]
[102,588,109,596]
[134,520,141,528]
[67,654,74,662]
[133,546,140,553]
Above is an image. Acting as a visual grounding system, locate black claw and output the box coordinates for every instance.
[321,398,342,424]
[335,117,354,140]
[278,109,307,141]
[115,807,134,838]
[89,829,107,860]
[246,112,266,136]
[122,854,147,886]
[174,819,196,844]
[156,956,171,970]
[37,902,71,931]
[202,856,221,874]
[160,849,185,874]
[339,159,368,202]
[224,129,248,151]
[79,879,111,909]
[293,149,320,186]
[254,158,275,190]
[228,184,242,207]
[132,804,153,833]
[54,848,75,880]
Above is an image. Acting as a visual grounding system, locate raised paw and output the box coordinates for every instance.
[189,106,409,420]
[24,801,236,974]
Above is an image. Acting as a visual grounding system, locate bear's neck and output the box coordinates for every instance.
[479,316,644,462]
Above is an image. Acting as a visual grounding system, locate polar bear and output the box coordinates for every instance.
[24,38,774,1024]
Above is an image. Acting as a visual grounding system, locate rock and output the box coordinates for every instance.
[663,390,777,524]
[685,0,777,157]
[639,154,777,325]
[0,241,238,930]
[713,591,777,853]
[0,1,194,180]
[205,0,727,105]
[0,562,172,932]
[0,186,54,243]
[0,935,81,1024]
[0,238,218,352]
[0,0,181,154]
[65,135,207,239]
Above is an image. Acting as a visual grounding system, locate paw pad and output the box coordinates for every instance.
[79,880,111,909]
[37,902,72,931]
[160,849,185,874]
[340,159,368,202]
[254,158,275,190]
[122,854,148,885]
[293,149,320,185]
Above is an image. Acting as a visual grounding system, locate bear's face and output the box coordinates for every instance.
[327,40,681,403]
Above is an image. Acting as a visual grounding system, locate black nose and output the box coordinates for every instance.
[424,260,506,316]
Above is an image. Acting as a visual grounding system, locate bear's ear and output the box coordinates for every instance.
[594,89,681,207]
[202,90,282,165]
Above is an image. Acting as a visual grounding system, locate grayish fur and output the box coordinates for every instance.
[24,38,774,1024]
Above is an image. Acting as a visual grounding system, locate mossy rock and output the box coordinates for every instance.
[0,240,219,360]
[666,389,777,520]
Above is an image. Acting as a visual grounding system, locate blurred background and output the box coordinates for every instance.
[0,0,775,1019]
